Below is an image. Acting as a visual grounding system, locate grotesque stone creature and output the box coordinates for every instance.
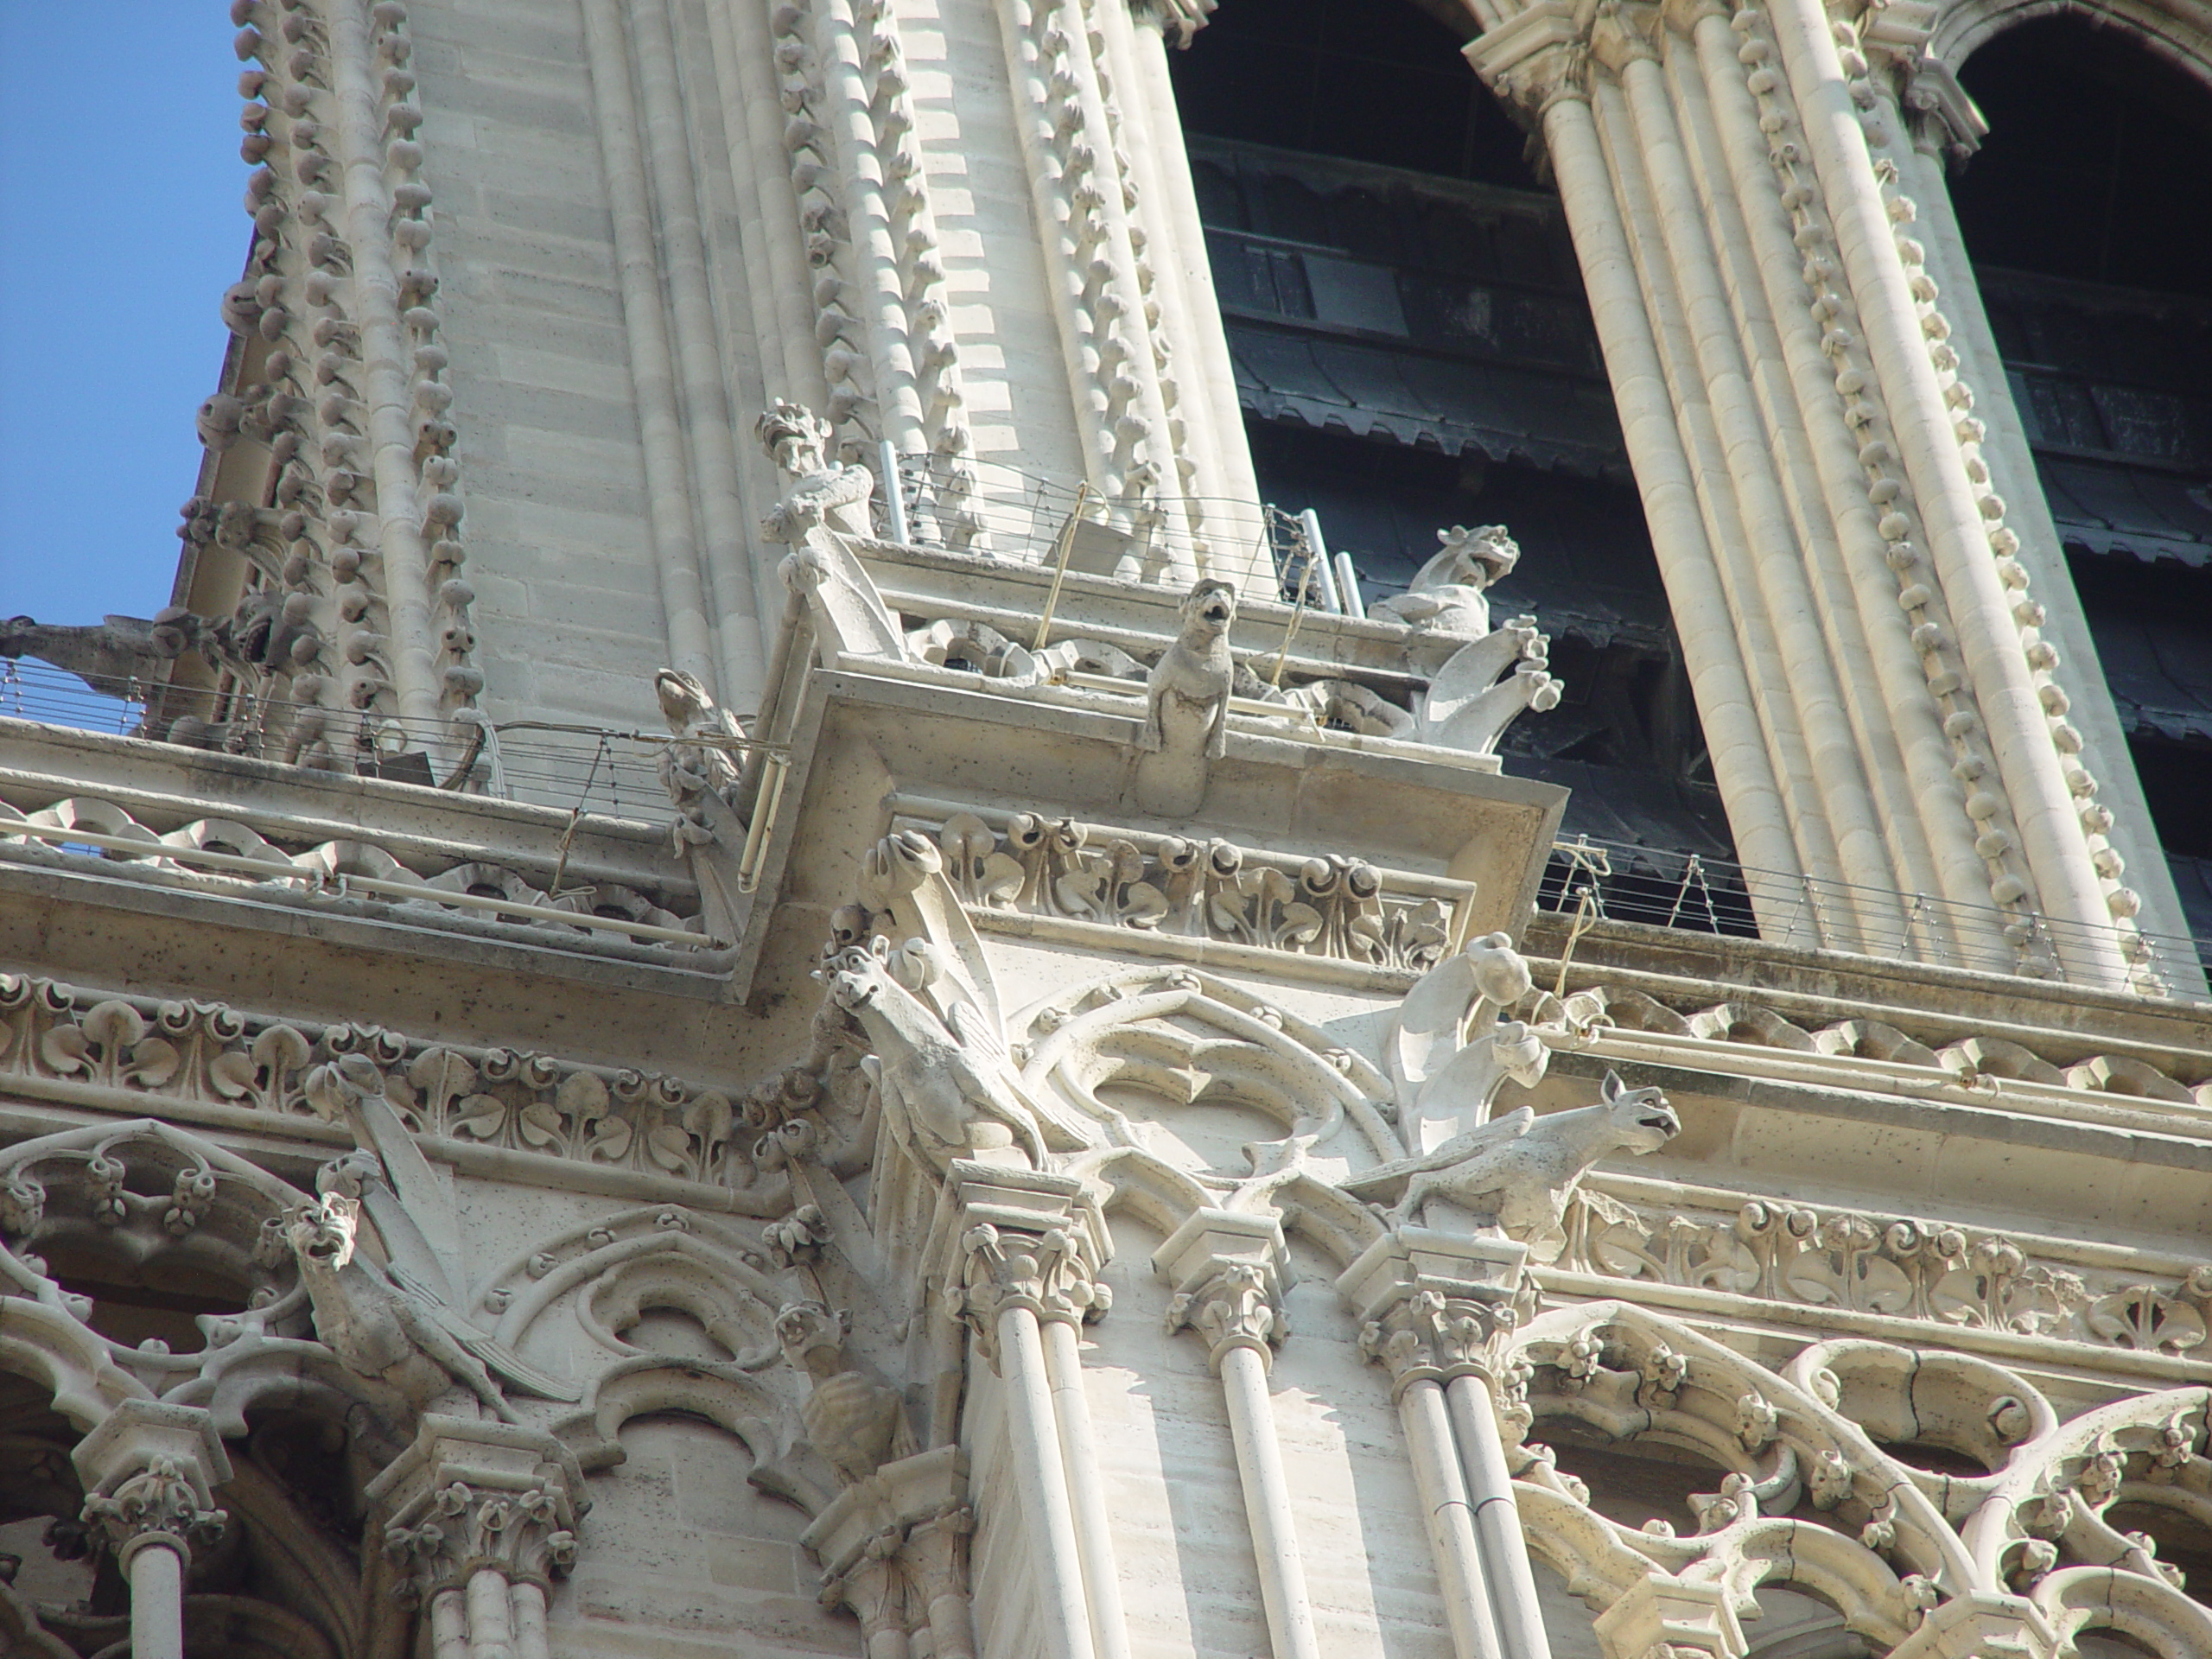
[776,1299,915,1486]
[1339,1071,1680,1243]
[1141,579,1238,763]
[758,400,874,543]
[1369,524,1522,644]
[817,935,1052,1169]
[287,1192,575,1423]
[654,667,748,939]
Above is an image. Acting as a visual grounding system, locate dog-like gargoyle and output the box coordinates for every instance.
[1338,1071,1680,1243]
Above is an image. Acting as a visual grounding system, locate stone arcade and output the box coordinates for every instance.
[3,0,2212,1656]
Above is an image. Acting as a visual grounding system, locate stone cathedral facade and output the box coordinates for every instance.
[5,0,2212,1656]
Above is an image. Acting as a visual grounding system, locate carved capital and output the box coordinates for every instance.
[71,1402,233,1568]
[1338,1227,1530,1401]
[1154,1210,1289,1373]
[365,1415,587,1599]
[1591,1573,1750,1659]
[802,1445,972,1620]
[939,1163,1110,1368]
[1588,1,1661,72]
[1898,57,1987,165]
[1465,2,1592,116]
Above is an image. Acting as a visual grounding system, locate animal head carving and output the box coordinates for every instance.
[654,667,715,729]
[1599,1070,1680,1152]
[817,936,896,1015]
[1179,579,1237,642]
[756,399,832,475]
[775,1299,851,1373]
[287,1192,360,1269]
[1427,524,1520,590]
[1465,931,1533,1007]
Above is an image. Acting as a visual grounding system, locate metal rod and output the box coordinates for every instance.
[1032,482,1093,652]
[879,438,912,544]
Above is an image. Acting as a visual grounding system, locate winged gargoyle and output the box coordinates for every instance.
[296,1054,580,1421]
[1339,1070,1680,1245]
[822,830,1096,1173]
[287,1192,577,1423]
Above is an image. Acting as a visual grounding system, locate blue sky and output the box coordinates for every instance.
[1,7,246,625]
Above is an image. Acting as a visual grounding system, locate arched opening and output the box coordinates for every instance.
[1168,0,1732,866]
[1948,17,2212,944]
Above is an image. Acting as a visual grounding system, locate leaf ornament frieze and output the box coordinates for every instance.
[1560,1176,2212,1364]
[888,804,1463,972]
[0,974,769,1198]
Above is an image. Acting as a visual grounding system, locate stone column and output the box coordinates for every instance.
[1468,0,2155,986]
[73,1402,234,1659]
[1154,1211,1320,1659]
[366,1416,586,1659]
[1341,1229,1551,1659]
[943,1162,1112,1659]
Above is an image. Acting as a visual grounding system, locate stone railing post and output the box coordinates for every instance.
[366,1415,586,1659]
[73,1402,233,1659]
[941,1161,1112,1659]
[1154,1209,1319,1659]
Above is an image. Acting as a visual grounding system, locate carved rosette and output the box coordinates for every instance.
[365,1416,586,1602]
[940,1164,1111,1370]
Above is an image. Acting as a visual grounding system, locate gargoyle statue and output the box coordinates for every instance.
[287,1192,577,1423]
[654,667,748,941]
[1367,525,1562,758]
[1135,578,1238,817]
[775,1299,916,1486]
[758,400,874,544]
[818,934,1065,1171]
[1338,1071,1679,1247]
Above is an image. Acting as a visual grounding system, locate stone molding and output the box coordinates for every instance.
[0,973,746,1192]
[1558,1174,2212,1366]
